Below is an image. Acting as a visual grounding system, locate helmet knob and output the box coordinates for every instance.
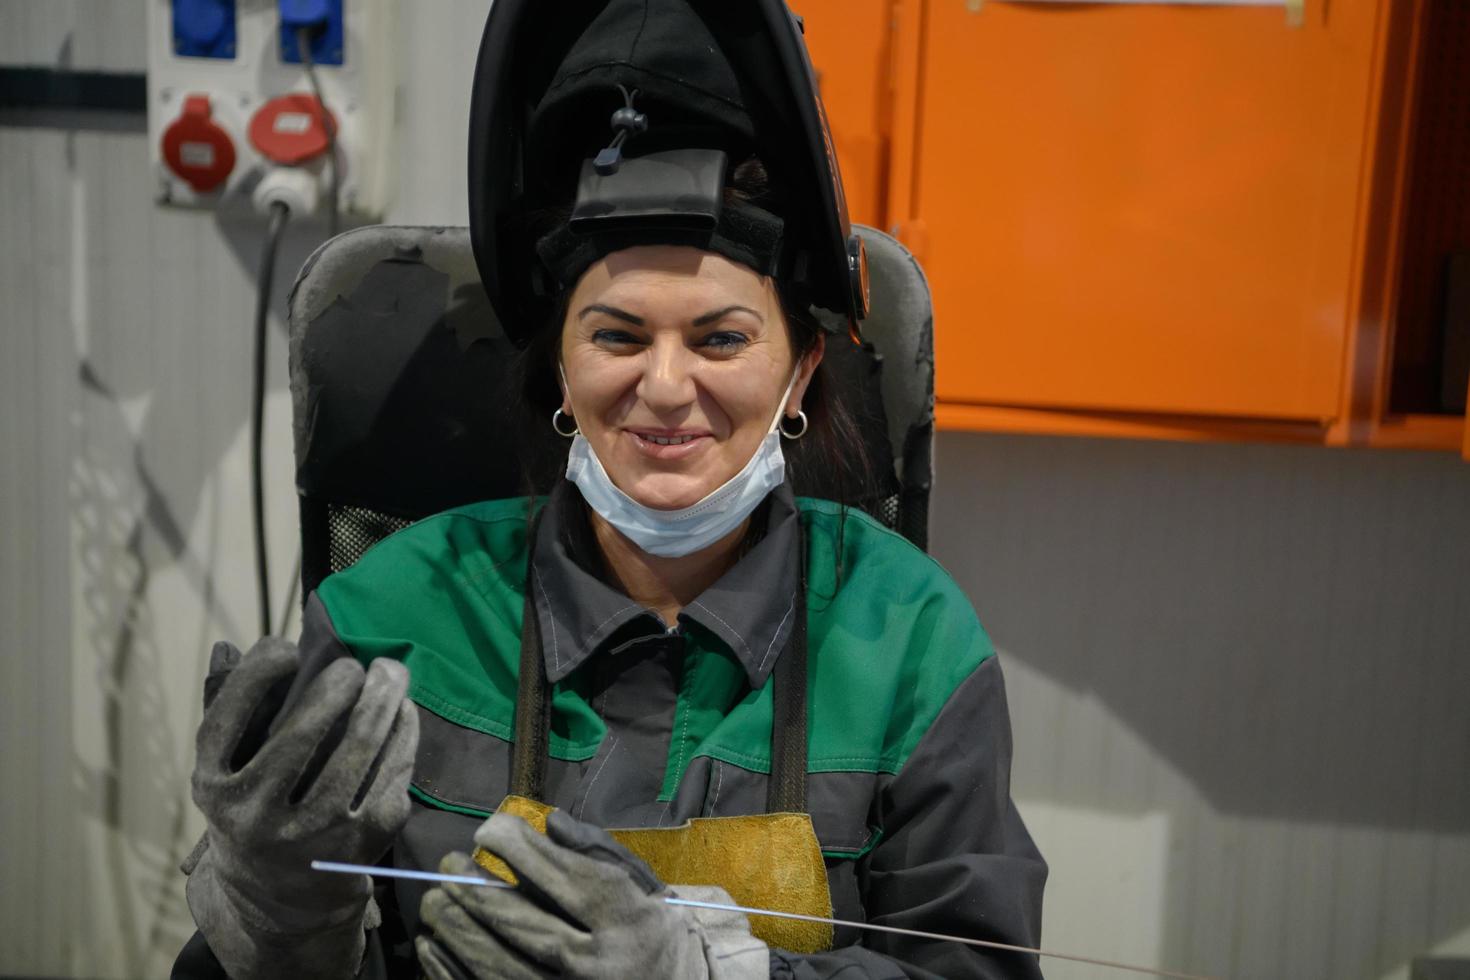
[609,106,648,134]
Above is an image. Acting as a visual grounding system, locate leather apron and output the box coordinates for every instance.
[471,515,834,953]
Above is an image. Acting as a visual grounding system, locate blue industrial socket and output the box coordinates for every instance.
[278,0,345,66]
[172,0,237,60]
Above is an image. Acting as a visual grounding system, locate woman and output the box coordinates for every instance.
[174,2,1045,978]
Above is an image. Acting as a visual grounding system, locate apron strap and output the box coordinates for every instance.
[510,513,552,802]
[509,513,810,815]
[766,530,808,813]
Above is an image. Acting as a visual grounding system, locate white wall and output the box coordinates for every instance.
[0,1,147,71]
[2,3,1469,978]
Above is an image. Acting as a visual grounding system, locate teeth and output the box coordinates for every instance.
[642,434,695,446]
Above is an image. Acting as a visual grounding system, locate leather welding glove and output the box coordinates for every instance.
[185,637,418,980]
[415,809,770,980]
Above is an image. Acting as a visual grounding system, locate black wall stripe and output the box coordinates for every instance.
[0,68,147,113]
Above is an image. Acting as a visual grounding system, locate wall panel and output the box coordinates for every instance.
[933,431,1470,980]
[0,0,147,70]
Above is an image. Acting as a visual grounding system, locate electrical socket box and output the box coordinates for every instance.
[147,0,394,222]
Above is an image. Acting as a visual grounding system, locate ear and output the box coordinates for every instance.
[786,334,825,417]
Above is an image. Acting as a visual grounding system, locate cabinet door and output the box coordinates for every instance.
[903,1,1384,422]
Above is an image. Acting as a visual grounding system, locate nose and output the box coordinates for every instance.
[635,336,698,416]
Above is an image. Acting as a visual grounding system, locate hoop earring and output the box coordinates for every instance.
[780,410,808,440]
[552,408,579,438]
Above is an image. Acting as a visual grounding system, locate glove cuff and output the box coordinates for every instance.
[186,842,373,980]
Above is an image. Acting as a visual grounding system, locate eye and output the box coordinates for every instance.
[699,331,749,352]
[591,328,644,348]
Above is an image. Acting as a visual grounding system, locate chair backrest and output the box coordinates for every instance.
[288,224,934,597]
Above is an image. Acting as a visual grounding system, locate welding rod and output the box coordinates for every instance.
[311,860,1216,980]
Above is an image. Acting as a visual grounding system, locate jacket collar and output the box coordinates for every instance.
[529,478,801,688]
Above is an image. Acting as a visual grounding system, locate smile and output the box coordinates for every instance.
[625,430,711,460]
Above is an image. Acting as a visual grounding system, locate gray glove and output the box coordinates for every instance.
[416,810,769,980]
[185,638,419,980]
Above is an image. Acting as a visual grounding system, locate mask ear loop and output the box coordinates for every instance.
[776,358,811,438]
[767,365,804,436]
[553,363,580,437]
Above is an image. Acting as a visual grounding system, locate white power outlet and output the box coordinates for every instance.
[147,0,395,222]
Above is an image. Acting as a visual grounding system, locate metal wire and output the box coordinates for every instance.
[312,861,504,888]
[310,860,1218,980]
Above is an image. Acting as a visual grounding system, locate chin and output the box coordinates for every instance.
[620,476,714,512]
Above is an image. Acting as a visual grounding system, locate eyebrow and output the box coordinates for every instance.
[692,305,763,327]
[578,303,644,326]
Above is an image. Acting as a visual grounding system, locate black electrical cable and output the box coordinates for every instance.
[252,200,292,639]
[246,29,337,640]
[296,26,340,238]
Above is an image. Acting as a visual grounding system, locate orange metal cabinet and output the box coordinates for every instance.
[798,1,1466,457]
[890,1,1386,424]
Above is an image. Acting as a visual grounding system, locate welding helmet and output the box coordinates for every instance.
[466,0,870,347]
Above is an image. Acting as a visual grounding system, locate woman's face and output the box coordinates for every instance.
[559,245,823,511]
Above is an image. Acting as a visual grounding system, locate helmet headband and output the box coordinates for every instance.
[535,149,791,291]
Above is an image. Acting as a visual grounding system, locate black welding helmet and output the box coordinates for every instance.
[466,0,870,347]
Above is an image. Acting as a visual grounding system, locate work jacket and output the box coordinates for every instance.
[175,481,1046,979]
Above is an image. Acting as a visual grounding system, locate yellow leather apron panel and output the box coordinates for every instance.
[471,794,835,953]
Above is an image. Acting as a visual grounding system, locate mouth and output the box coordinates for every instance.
[625,428,712,459]
[636,433,698,446]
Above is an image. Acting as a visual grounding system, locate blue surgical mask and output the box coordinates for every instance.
[563,368,800,558]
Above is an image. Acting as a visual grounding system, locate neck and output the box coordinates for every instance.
[589,511,749,628]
